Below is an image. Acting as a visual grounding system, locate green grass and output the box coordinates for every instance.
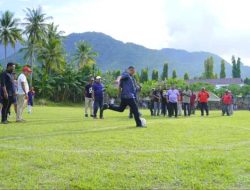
[0,106,250,190]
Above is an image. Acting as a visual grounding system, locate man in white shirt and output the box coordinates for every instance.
[16,66,32,122]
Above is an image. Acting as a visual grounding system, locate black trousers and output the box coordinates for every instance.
[149,100,154,116]
[2,96,14,122]
[161,102,168,116]
[129,99,141,118]
[169,102,178,117]
[200,102,209,116]
[183,103,191,116]
[109,98,142,126]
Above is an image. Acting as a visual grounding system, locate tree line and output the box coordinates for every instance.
[0,7,248,103]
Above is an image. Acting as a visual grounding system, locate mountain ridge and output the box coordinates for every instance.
[1,31,250,78]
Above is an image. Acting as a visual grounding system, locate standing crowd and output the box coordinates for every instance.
[149,86,234,118]
[0,63,35,124]
[149,86,210,118]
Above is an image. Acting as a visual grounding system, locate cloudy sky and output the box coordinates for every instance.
[1,0,250,65]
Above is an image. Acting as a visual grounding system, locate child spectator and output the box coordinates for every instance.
[28,87,35,114]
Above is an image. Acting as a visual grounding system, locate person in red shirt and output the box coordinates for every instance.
[198,87,210,116]
[221,90,232,116]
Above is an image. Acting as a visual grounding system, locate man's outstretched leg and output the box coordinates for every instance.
[103,99,127,112]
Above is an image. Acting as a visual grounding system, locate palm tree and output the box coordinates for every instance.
[0,10,23,66]
[22,6,52,85]
[37,22,65,74]
[73,40,98,69]
[37,38,66,74]
[46,22,64,40]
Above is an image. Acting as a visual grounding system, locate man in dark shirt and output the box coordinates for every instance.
[1,63,16,124]
[161,88,168,117]
[84,77,94,117]
[152,88,161,116]
[92,76,105,119]
[102,66,143,127]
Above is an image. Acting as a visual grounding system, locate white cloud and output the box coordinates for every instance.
[43,0,170,49]
[2,0,250,66]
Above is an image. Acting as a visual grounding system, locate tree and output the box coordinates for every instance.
[203,56,215,79]
[244,77,250,85]
[37,38,66,74]
[236,57,241,78]
[73,40,98,69]
[184,72,189,80]
[161,63,168,80]
[37,23,66,74]
[172,69,177,79]
[232,55,237,78]
[220,59,226,78]
[23,6,52,86]
[0,11,23,65]
[140,68,149,83]
[152,69,159,81]
[46,22,64,40]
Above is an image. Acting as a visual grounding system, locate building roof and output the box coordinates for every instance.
[187,78,243,86]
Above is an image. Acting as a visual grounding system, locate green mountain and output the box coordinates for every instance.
[1,32,250,78]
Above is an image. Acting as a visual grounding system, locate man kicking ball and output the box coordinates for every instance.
[102,66,144,127]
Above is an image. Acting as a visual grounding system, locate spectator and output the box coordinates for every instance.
[190,91,197,115]
[92,76,105,119]
[28,87,35,114]
[198,87,210,116]
[177,88,183,116]
[161,88,168,117]
[167,85,179,118]
[221,90,232,116]
[16,66,32,122]
[182,86,192,116]
[152,88,161,116]
[228,90,234,115]
[149,88,155,116]
[12,72,18,114]
[84,77,94,117]
[1,63,16,124]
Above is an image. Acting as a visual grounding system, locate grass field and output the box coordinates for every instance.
[0,106,250,190]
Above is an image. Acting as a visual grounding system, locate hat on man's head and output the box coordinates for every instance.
[96,76,101,80]
[23,66,32,73]
[7,62,15,68]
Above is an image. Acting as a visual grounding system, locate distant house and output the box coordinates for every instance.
[187,78,244,89]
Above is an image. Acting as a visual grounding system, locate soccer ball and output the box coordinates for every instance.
[140,118,147,127]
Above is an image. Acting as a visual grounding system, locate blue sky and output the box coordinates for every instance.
[1,0,250,66]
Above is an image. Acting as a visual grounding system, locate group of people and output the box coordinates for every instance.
[84,66,235,127]
[0,63,35,124]
[149,86,210,118]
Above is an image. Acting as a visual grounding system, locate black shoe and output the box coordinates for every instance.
[90,115,94,117]
[85,114,88,117]
[102,103,109,111]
